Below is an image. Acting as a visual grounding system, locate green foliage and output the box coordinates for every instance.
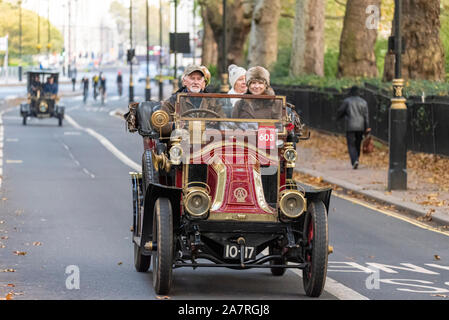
[270,46,291,79]
[0,1,63,59]
[375,38,388,76]
[324,48,339,78]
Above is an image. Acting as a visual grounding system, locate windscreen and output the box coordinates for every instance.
[172,94,285,170]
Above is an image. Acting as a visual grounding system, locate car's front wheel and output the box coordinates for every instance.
[152,197,173,295]
[302,200,328,297]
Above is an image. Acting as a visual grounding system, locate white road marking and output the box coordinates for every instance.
[64,131,82,136]
[64,114,140,171]
[6,160,23,164]
[289,268,369,300]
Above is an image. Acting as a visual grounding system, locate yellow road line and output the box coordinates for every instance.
[333,191,449,237]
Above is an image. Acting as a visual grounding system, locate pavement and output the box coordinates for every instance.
[294,132,449,228]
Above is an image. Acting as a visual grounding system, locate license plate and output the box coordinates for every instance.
[224,244,256,260]
[258,126,276,150]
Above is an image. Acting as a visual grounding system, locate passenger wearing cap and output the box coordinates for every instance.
[160,65,224,135]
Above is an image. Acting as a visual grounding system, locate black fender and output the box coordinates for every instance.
[305,187,332,214]
[139,182,182,248]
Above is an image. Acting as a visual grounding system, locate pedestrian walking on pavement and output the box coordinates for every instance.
[337,86,371,169]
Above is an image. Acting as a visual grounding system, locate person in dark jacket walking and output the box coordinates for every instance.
[337,86,371,169]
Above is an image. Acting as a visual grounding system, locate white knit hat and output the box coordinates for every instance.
[228,64,247,89]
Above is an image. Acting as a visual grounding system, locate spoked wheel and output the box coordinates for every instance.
[302,201,329,297]
[134,242,151,272]
[152,197,174,295]
[269,246,286,276]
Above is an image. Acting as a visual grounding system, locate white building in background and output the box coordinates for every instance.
[23,0,119,69]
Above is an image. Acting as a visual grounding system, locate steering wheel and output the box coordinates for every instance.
[181,108,221,118]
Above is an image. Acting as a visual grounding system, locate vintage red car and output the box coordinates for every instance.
[126,93,332,297]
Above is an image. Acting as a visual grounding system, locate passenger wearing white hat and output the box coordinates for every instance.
[227,64,247,107]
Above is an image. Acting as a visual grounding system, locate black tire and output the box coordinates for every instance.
[22,116,27,126]
[269,246,286,276]
[142,151,158,191]
[152,197,173,295]
[134,242,151,272]
[302,201,329,297]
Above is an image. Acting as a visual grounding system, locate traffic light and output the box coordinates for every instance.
[127,49,135,63]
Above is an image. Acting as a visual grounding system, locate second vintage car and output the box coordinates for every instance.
[126,93,332,297]
[20,69,65,126]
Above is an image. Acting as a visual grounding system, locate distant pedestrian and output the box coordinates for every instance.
[337,86,371,169]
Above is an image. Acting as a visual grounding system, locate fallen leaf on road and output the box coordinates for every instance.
[117,262,123,266]
[431,294,449,298]
[1,236,8,240]
[0,292,14,300]
[32,242,42,246]
[434,255,441,261]
[156,296,171,300]
[417,209,435,222]
[13,251,27,256]
[0,269,16,273]
[7,284,15,288]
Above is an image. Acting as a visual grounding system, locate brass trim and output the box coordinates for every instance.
[189,140,279,163]
[253,168,276,214]
[129,172,142,178]
[279,190,307,219]
[208,212,278,222]
[152,150,171,173]
[180,117,282,124]
[391,98,407,110]
[183,186,212,217]
[151,110,170,129]
[210,163,227,211]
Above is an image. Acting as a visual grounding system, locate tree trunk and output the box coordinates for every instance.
[247,0,281,69]
[200,6,218,67]
[227,0,253,66]
[383,0,445,82]
[290,0,325,76]
[199,0,252,69]
[337,0,380,78]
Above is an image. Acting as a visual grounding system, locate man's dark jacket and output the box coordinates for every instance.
[337,96,369,132]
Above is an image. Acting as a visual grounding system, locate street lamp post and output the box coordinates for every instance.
[220,0,229,93]
[18,0,23,81]
[388,0,407,191]
[172,0,179,92]
[158,0,164,101]
[129,0,134,103]
[145,0,151,101]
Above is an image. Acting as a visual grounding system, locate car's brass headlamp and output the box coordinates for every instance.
[283,142,297,168]
[279,189,307,219]
[39,101,48,113]
[183,183,211,219]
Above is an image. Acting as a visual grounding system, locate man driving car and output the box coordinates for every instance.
[160,65,225,135]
